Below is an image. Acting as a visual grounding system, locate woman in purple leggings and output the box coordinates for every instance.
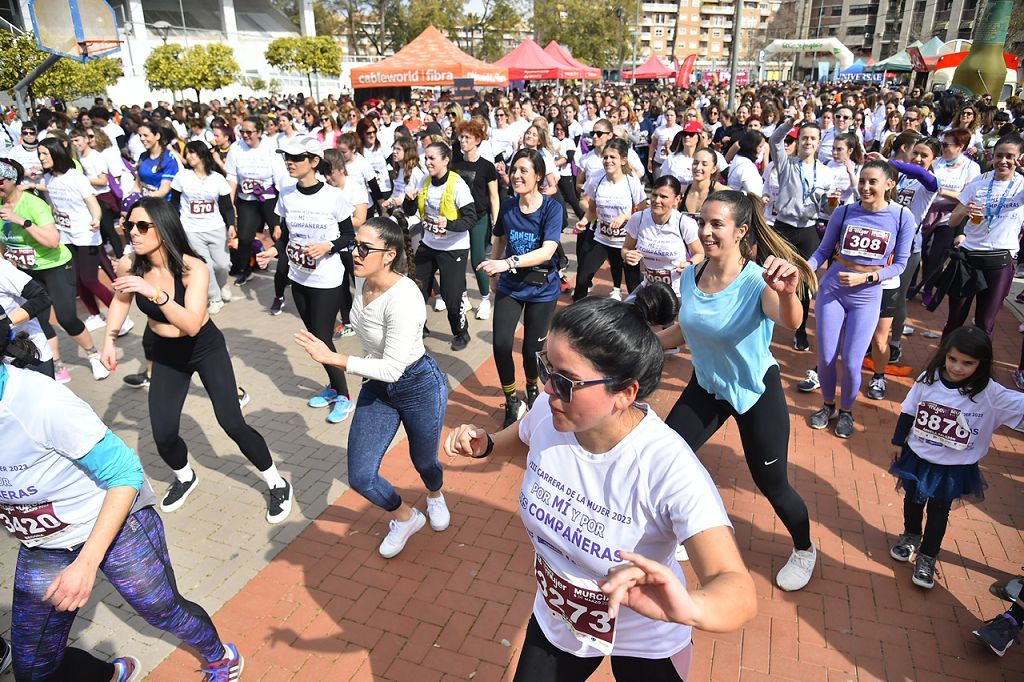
[806,159,915,438]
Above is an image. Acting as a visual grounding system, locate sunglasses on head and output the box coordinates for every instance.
[536,351,616,403]
[126,220,155,234]
[350,240,391,259]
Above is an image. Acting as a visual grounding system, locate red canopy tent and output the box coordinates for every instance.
[542,41,602,80]
[495,38,569,81]
[623,53,675,80]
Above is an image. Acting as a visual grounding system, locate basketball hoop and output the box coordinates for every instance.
[78,39,124,60]
[29,0,122,63]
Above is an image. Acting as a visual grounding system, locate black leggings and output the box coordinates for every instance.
[98,200,124,258]
[291,281,349,396]
[558,175,584,220]
[232,198,278,276]
[513,616,688,681]
[773,222,821,337]
[338,251,355,326]
[274,252,291,298]
[149,321,273,472]
[492,293,557,388]
[665,366,812,550]
[902,479,953,558]
[415,244,468,336]
[28,262,86,337]
[919,223,955,296]
[573,242,641,301]
[890,251,922,345]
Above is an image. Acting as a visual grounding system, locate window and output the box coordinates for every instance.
[712,41,720,51]
[691,27,698,35]
[655,27,663,36]
[690,41,698,48]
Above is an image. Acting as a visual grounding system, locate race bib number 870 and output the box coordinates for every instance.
[535,554,616,655]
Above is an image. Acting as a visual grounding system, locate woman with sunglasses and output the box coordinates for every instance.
[358,116,392,214]
[101,197,292,522]
[660,125,703,185]
[552,118,584,222]
[658,189,819,591]
[225,116,287,286]
[445,296,756,680]
[947,104,984,156]
[294,210,450,559]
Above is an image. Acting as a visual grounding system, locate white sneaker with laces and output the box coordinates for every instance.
[379,508,426,558]
[434,297,447,312]
[776,544,817,591]
[220,284,233,302]
[118,318,135,336]
[208,300,224,315]
[426,493,450,531]
[609,288,622,301]
[84,314,106,332]
[89,354,110,381]
[475,295,492,320]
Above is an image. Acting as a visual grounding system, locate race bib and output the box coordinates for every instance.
[424,219,447,237]
[535,554,616,655]
[913,401,972,451]
[189,199,215,215]
[53,211,71,229]
[598,221,626,240]
[896,188,915,208]
[285,241,318,271]
[240,178,259,194]
[840,225,890,259]
[0,501,70,546]
[4,246,36,269]
[644,267,674,285]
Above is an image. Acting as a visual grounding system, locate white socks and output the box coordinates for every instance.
[173,463,195,483]
[260,464,286,489]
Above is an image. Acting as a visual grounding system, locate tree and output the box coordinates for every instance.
[144,43,240,101]
[464,0,525,61]
[0,32,122,103]
[265,35,342,99]
[533,0,633,70]
[394,0,465,50]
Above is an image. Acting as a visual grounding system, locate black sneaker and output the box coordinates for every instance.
[450,328,471,351]
[973,612,1021,656]
[270,296,285,315]
[793,330,810,351]
[835,410,855,438]
[234,272,254,286]
[890,532,922,562]
[797,369,820,392]
[123,371,150,389]
[867,376,887,400]
[889,344,903,364]
[0,635,11,675]
[160,473,198,513]
[809,405,837,429]
[525,383,540,409]
[266,480,292,524]
[912,552,937,589]
[503,395,526,428]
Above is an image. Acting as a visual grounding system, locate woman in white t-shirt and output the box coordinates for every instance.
[294,211,450,559]
[0,257,54,375]
[70,127,124,263]
[385,137,426,245]
[622,176,703,292]
[574,138,648,301]
[357,117,392,213]
[171,141,234,312]
[445,297,755,680]
[256,135,357,425]
[659,126,702,185]
[726,131,765,195]
[323,147,370,338]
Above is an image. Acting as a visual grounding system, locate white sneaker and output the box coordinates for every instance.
[426,493,451,531]
[220,284,233,302]
[379,508,426,558]
[434,296,447,312]
[675,544,689,561]
[475,295,492,320]
[84,314,106,332]
[118,318,135,337]
[609,288,622,301]
[208,300,224,315]
[776,544,817,591]
[89,354,110,381]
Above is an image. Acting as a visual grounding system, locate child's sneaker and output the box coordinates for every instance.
[912,552,937,589]
[202,643,244,681]
[973,612,1021,656]
[890,532,922,562]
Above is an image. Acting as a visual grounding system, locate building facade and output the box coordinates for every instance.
[634,0,780,66]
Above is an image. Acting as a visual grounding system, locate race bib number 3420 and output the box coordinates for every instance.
[535,554,616,655]
[0,501,69,545]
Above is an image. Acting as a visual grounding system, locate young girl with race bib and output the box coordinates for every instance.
[889,326,1024,589]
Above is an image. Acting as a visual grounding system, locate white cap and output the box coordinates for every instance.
[276,134,324,158]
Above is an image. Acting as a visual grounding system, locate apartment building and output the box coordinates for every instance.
[635,0,781,63]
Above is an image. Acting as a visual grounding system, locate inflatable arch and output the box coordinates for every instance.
[763,38,856,71]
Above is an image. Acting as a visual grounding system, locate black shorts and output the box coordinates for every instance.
[880,286,900,318]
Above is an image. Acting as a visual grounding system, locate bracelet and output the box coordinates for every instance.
[157,291,171,306]
[472,433,495,459]
[148,287,162,303]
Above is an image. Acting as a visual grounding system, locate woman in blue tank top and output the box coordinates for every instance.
[657,189,819,592]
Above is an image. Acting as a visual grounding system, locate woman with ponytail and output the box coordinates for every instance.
[658,189,818,592]
[294,209,450,560]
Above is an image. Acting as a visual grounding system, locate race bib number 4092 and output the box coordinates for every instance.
[535,554,616,655]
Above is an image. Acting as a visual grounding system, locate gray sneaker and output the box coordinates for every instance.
[912,552,937,589]
[835,411,855,438]
[890,532,922,562]
[973,612,1021,656]
[797,369,820,392]
[867,376,887,400]
[809,405,837,429]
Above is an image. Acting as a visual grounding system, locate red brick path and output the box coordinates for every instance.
[148,299,1023,681]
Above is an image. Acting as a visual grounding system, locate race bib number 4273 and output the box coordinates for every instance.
[535,554,616,655]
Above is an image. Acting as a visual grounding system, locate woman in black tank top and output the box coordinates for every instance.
[100,197,294,524]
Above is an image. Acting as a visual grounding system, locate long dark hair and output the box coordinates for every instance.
[184,140,215,175]
[129,196,203,279]
[365,209,415,279]
[920,325,992,399]
[39,138,74,175]
[735,130,762,162]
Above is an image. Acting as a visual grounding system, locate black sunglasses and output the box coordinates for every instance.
[240,129,259,136]
[593,130,612,138]
[536,351,615,403]
[126,220,156,234]
[350,240,391,259]
[283,152,311,163]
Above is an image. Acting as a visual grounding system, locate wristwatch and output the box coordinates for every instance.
[21,219,32,229]
[866,273,877,284]
[508,255,521,273]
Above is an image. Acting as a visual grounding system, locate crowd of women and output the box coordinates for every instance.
[1,78,1023,680]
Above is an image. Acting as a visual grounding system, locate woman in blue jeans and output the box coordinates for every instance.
[295,209,449,559]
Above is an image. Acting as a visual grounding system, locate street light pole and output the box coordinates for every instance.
[727,0,743,110]
[631,0,641,84]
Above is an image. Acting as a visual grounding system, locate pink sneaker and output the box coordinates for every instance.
[54,363,71,383]
[202,643,243,681]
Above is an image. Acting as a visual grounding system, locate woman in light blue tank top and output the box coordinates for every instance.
[656,189,820,593]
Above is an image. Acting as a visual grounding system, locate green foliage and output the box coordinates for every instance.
[465,0,524,61]
[144,43,240,100]
[0,32,122,102]
[533,0,634,70]
[265,35,342,93]
[396,0,465,48]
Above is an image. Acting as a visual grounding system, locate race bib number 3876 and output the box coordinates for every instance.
[535,554,616,654]
[912,401,972,450]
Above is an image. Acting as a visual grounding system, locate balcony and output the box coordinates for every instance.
[642,3,677,12]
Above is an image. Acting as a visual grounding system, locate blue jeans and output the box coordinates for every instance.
[347,354,448,511]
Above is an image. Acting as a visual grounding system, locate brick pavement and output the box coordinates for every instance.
[1,266,1021,681]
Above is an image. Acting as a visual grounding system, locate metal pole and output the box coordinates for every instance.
[14,54,62,121]
[178,0,188,46]
[727,0,743,110]
[631,0,641,84]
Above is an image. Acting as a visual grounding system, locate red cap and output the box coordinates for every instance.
[683,120,704,133]
[786,125,801,139]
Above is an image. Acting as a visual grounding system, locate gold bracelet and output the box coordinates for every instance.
[148,287,162,303]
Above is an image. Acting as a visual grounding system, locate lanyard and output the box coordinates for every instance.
[983,173,1020,225]
[799,161,817,202]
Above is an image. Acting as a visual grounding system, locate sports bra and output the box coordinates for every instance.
[135,274,185,324]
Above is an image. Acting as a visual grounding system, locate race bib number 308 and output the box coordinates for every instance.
[0,501,69,545]
[912,401,972,450]
[840,225,890,259]
[535,554,616,655]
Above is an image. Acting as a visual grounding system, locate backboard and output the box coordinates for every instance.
[28,0,121,62]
